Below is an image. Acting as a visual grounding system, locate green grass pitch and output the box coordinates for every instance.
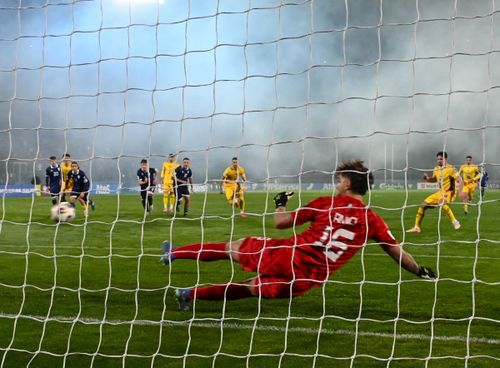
[0,190,499,368]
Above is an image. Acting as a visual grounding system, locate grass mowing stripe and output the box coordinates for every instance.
[1,313,499,345]
[1,191,499,367]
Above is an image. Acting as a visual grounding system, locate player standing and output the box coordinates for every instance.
[68,161,95,217]
[161,159,436,311]
[458,156,480,214]
[60,153,73,202]
[137,158,158,214]
[220,157,247,218]
[480,165,488,199]
[45,156,62,205]
[174,157,193,216]
[160,154,179,213]
[407,151,465,233]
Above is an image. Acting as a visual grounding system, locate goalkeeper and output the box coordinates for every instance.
[162,160,436,311]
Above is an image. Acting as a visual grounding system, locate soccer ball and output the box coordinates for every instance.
[51,202,76,223]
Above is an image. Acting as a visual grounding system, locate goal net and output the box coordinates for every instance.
[1,0,499,367]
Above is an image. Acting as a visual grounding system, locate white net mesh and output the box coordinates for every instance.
[1,0,499,367]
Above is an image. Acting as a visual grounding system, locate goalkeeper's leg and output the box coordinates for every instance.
[175,276,316,311]
[162,241,231,262]
[161,238,252,265]
[174,281,254,311]
[182,282,254,303]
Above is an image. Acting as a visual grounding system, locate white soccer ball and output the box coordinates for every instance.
[51,202,76,223]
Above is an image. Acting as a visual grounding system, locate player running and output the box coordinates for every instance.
[174,157,193,216]
[458,155,480,214]
[68,161,95,217]
[220,157,247,218]
[161,159,436,311]
[45,156,62,205]
[160,153,179,213]
[137,158,158,214]
[407,151,465,233]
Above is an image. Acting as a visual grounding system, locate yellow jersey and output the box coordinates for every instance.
[432,165,459,192]
[222,165,246,187]
[60,161,73,190]
[60,162,72,181]
[458,164,480,185]
[161,162,179,184]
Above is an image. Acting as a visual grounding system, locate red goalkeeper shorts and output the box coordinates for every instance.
[238,236,322,298]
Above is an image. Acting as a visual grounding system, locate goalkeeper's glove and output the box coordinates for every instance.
[273,192,294,208]
[418,266,437,280]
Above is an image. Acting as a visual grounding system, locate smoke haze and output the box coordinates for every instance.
[0,0,499,187]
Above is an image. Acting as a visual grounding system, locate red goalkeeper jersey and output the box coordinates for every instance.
[289,195,398,280]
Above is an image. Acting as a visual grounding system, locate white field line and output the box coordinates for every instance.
[1,313,499,345]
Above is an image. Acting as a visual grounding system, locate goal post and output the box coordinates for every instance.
[0,0,499,367]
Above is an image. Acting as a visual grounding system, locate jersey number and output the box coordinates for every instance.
[324,228,355,262]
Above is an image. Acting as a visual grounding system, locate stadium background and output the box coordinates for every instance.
[1,0,499,189]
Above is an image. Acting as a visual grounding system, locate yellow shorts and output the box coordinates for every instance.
[163,182,174,194]
[224,184,245,204]
[62,180,73,192]
[424,190,455,206]
[462,182,477,197]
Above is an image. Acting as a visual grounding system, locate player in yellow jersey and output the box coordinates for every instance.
[458,155,480,215]
[407,151,465,233]
[60,153,73,202]
[161,154,180,213]
[221,157,247,218]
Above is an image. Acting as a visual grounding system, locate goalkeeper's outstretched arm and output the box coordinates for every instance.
[274,207,293,229]
[380,243,437,279]
[273,192,295,229]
